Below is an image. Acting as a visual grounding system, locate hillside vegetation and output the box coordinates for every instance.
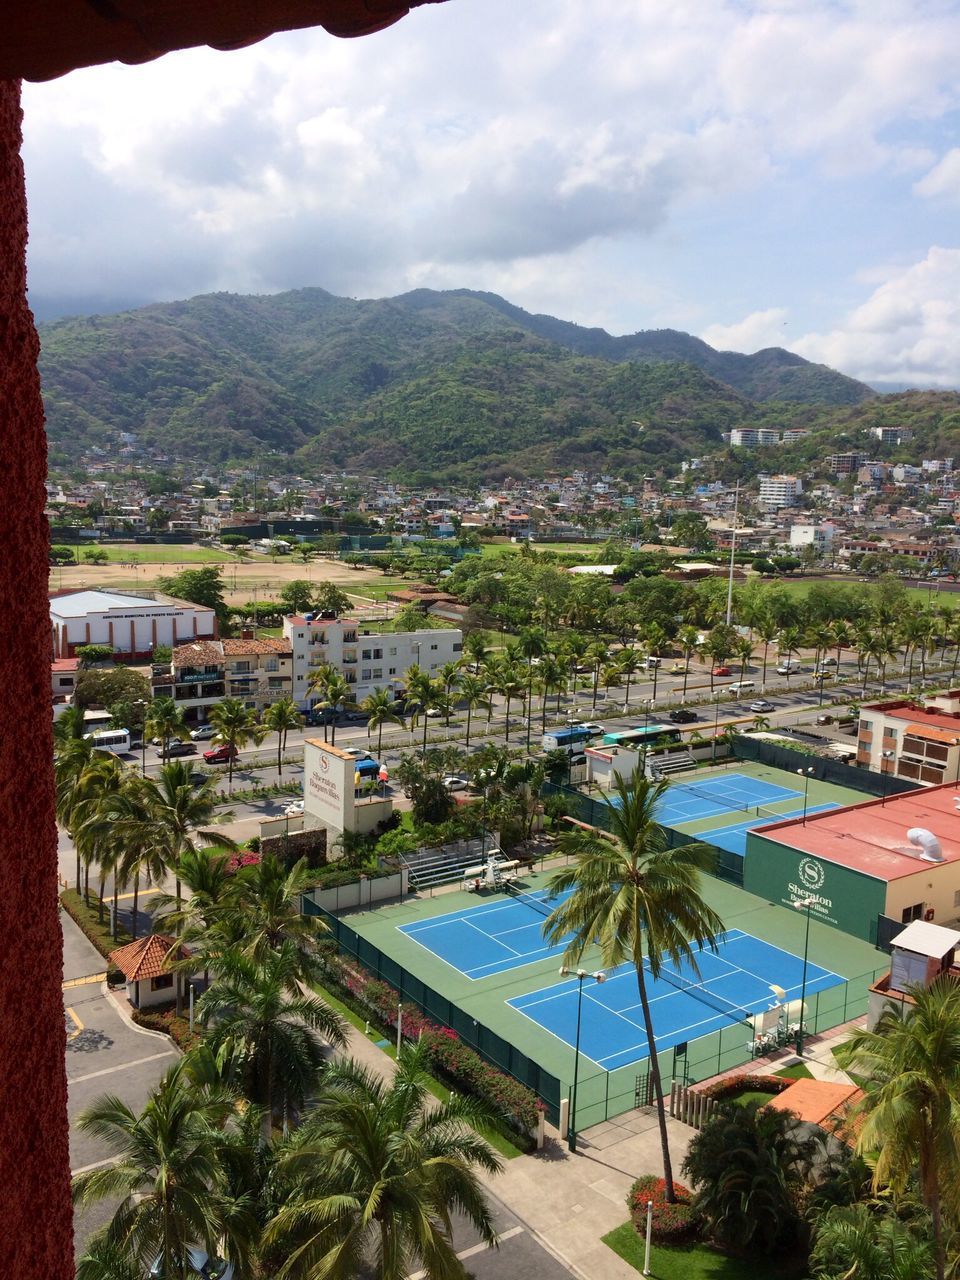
[39,285,890,479]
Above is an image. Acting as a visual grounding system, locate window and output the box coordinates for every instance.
[861,719,873,733]
[388,667,396,675]
[430,644,438,651]
[234,661,251,673]
[150,974,174,992]
[954,889,960,909]
[901,903,924,924]
[389,647,397,656]
[373,668,382,679]
[361,669,372,681]
[373,648,383,660]
[265,658,278,672]
[362,649,372,660]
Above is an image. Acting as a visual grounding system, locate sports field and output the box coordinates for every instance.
[337,809,887,1130]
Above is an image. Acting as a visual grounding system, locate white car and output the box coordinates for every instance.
[284,800,305,817]
[149,1249,233,1280]
[578,722,605,736]
[189,725,217,741]
[342,747,372,760]
[442,776,470,792]
[425,707,443,718]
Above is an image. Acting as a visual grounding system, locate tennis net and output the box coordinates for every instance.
[667,779,759,818]
[655,961,754,1026]
[504,881,554,920]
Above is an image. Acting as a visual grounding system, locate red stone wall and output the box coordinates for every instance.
[0,78,74,1279]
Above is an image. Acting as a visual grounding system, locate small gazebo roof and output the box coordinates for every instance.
[109,933,189,982]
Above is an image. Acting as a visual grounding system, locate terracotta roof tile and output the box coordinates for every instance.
[109,934,190,982]
[221,638,292,656]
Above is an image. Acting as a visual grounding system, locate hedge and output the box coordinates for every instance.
[628,1175,699,1243]
[132,1001,200,1053]
[699,1074,792,1101]
[320,955,542,1139]
[60,888,129,967]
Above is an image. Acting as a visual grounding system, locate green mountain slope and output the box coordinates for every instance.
[38,286,876,477]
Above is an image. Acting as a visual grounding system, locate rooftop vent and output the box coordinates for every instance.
[896,828,945,863]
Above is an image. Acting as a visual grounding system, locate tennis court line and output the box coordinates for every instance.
[506,999,608,1071]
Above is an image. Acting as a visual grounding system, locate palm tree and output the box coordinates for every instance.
[136,761,236,910]
[361,687,403,758]
[616,648,643,710]
[198,943,347,1137]
[55,736,112,895]
[734,635,753,681]
[518,624,548,751]
[227,853,332,973]
[72,754,127,915]
[585,639,608,710]
[808,1203,935,1280]
[112,774,176,942]
[321,672,356,747]
[53,702,88,745]
[151,846,236,987]
[543,771,724,1201]
[830,619,853,673]
[264,1043,501,1280]
[755,614,778,689]
[72,1059,252,1280]
[405,666,437,756]
[837,976,960,1280]
[306,661,337,742]
[456,672,491,748]
[262,696,303,778]
[208,697,263,789]
[463,632,489,675]
[776,625,802,684]
[676,624,700,700]
[144,696,189,761]
[495,664,526,744]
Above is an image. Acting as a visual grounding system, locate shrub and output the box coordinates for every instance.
[132,1002,200,1052]
[628,1175,699,1243]
[700,1074,791,1101]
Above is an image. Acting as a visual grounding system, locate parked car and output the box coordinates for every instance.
[343,747,373,760]
[669,708,697,723]
[284,799,305,816]
[149,1249,233,1280]
[442,776,470,792]
[712,665,731,677]
[156,741,197,759]
[749,700,775,713]
[203,744,238,764]
[189,724,217,740]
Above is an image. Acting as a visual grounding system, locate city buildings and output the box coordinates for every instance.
[151,635,294,722]
[50,588,217,660]
[758,474,803,509]
[856,695,960,787]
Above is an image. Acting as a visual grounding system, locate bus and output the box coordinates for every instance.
[600,724,681,750]
[542,725,596,754]
[83,728,132,754]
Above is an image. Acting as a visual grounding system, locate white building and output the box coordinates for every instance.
[758,474,803,509]
[789,522,835,549]
[50,589,217,660]
[283,614,463,711]
[730,428,781,448]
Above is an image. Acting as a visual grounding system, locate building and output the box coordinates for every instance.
[152,635,294,723]
[283,614,463,711]
[867,920,960,1028]
[789,522,835,549]
[857,696,960,786]
[873,425,913,445]
[758,474,803,509]
[828,452,865,476]
[50,588,216,660]
[729,428,781,448]
[743,783,960,943]
[51,657,79,703]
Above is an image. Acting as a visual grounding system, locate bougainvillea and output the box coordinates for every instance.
[628,1175,699,1242]
[700,1073,792,1101]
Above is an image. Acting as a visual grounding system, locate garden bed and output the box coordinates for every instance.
[603,1224,805,1279]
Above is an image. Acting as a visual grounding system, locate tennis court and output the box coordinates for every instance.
[398,884,571,980]
[508,928,843,1071]
[706,801,840,857]
[649,771,801,826]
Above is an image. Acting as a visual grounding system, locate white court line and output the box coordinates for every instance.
[69,1049,176,1085]
[464,917,521,957]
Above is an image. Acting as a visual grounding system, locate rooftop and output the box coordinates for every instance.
[862,698,960,736]
[753,782,960,882]
[109,933,190,982]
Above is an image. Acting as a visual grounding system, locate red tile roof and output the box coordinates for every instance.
[109,934,190,982]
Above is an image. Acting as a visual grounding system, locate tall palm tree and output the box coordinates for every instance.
[262,696,303,778]
[198,943,347,1137]
[151,846,236,987]
[830,619,853,673]
[837,977,960,1280]
[227,853,332,973]
[55,736,111,894]
[264,1043,501,1280]
[405,666,437,756]
[676,624,701,700]
[495,664,526,744]
[208,697,263,789]
[543,771,724,1201]
[72,1059,252,1280]
[110,773,175,942]
[144,696,189,761]
[361,687,403,758]
[808,1203,935,1280]
[72,754,127,915]
[306,661,337,742]
[616,649,643,710]
[585,639,608,711]
[776,625,802,685]
[462,632,489,675]
[755,614,778,689]
[136,761,236,909]
[518,625,548,751]
[456,672,490,748]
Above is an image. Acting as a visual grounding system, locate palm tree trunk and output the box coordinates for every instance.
[131,873,140,941]
[504,695,511,743]
[75,846,81,894]
[112,881,119,939]
[465,705,472,748]
[83,861,90,908]
[378,720,384,757]
[277,734,283,778]
[97,875,105,925]
[634,960,676,1201]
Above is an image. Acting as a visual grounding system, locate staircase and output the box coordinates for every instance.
[648,750,696,779]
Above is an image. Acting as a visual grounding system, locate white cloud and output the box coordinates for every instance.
[915,148,960,204]
[701,308,790,352]
[794,247,960,386]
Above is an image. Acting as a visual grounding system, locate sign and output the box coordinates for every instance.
[303,741,355,834]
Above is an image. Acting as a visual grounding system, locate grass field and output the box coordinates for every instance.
[63,544,231,564]
[772,576,950,606]
[602,1225,803,1279]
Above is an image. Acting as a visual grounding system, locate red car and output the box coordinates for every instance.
[712,665,731,676]
[203,744,238,764]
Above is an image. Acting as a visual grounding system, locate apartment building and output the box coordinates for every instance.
[729,428,781,448]
[789,521,835,549]
[829,452,865,476]
[758,474,803,509]
[857,696,960,787]
[283,614,463,711]
[152,635,294,724]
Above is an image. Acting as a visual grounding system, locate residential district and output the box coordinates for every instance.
[51,440,960,1280]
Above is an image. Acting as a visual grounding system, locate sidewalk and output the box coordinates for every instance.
[334,1016,692,1279]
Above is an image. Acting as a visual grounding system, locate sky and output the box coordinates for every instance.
[20,0,960,389]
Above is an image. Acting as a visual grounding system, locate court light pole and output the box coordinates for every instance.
[794,897,815,1055]
[560,966,606,1152]
[796,766,814,823]
[712,690,722,763]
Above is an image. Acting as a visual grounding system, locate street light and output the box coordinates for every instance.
[796,766,814,823]
[560,965,606,1152]
[134,697,149,774]
[881,749,896,804]
[793,897,815,1055]
[712,690,722,763]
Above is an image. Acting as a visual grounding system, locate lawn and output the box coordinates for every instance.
[603,1224,805,1279]
[773,576,948,606]
[74,543,231,564]
[728,1063,813,1108]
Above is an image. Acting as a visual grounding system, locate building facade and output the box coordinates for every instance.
[152,635,294,723]
[283,614,463,710]
[857,695,960,786]
[50,588,217,659]
[758,474,803,509]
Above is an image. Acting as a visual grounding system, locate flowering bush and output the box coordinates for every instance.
[224,850,261,873]
[700,1074,791,1101]
[628,1175,699,1242]
[132,1002,200,1052]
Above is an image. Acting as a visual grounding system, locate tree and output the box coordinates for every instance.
[197,943,346,1137]
[544,771,724,1200]
[312,582,351,616]
[809,1203,935,1280]
[208,697,263,789]
[76,643,115,666]
[837,977,960,1280]
[405,666,437,756]
[144,696,190,760]
[156,567,228,625]
[226,853,333,972]
[279,580,316,617]
[411,773,454,825]
[264,1043,501,1280]
[71,1059,252,1280]
[682,1101,824,1256]
[262,697,303,778]
[75,666,151,711]
[361,687,403,758]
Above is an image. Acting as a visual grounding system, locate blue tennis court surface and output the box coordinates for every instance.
[707,802,840,857]
[649,772,800,827]
[508,929,843,1071]
[399,887,573,980]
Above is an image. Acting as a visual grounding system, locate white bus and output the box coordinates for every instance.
[83,728,132,754]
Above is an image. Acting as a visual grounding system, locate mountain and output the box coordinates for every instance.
[38,286,874,478]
